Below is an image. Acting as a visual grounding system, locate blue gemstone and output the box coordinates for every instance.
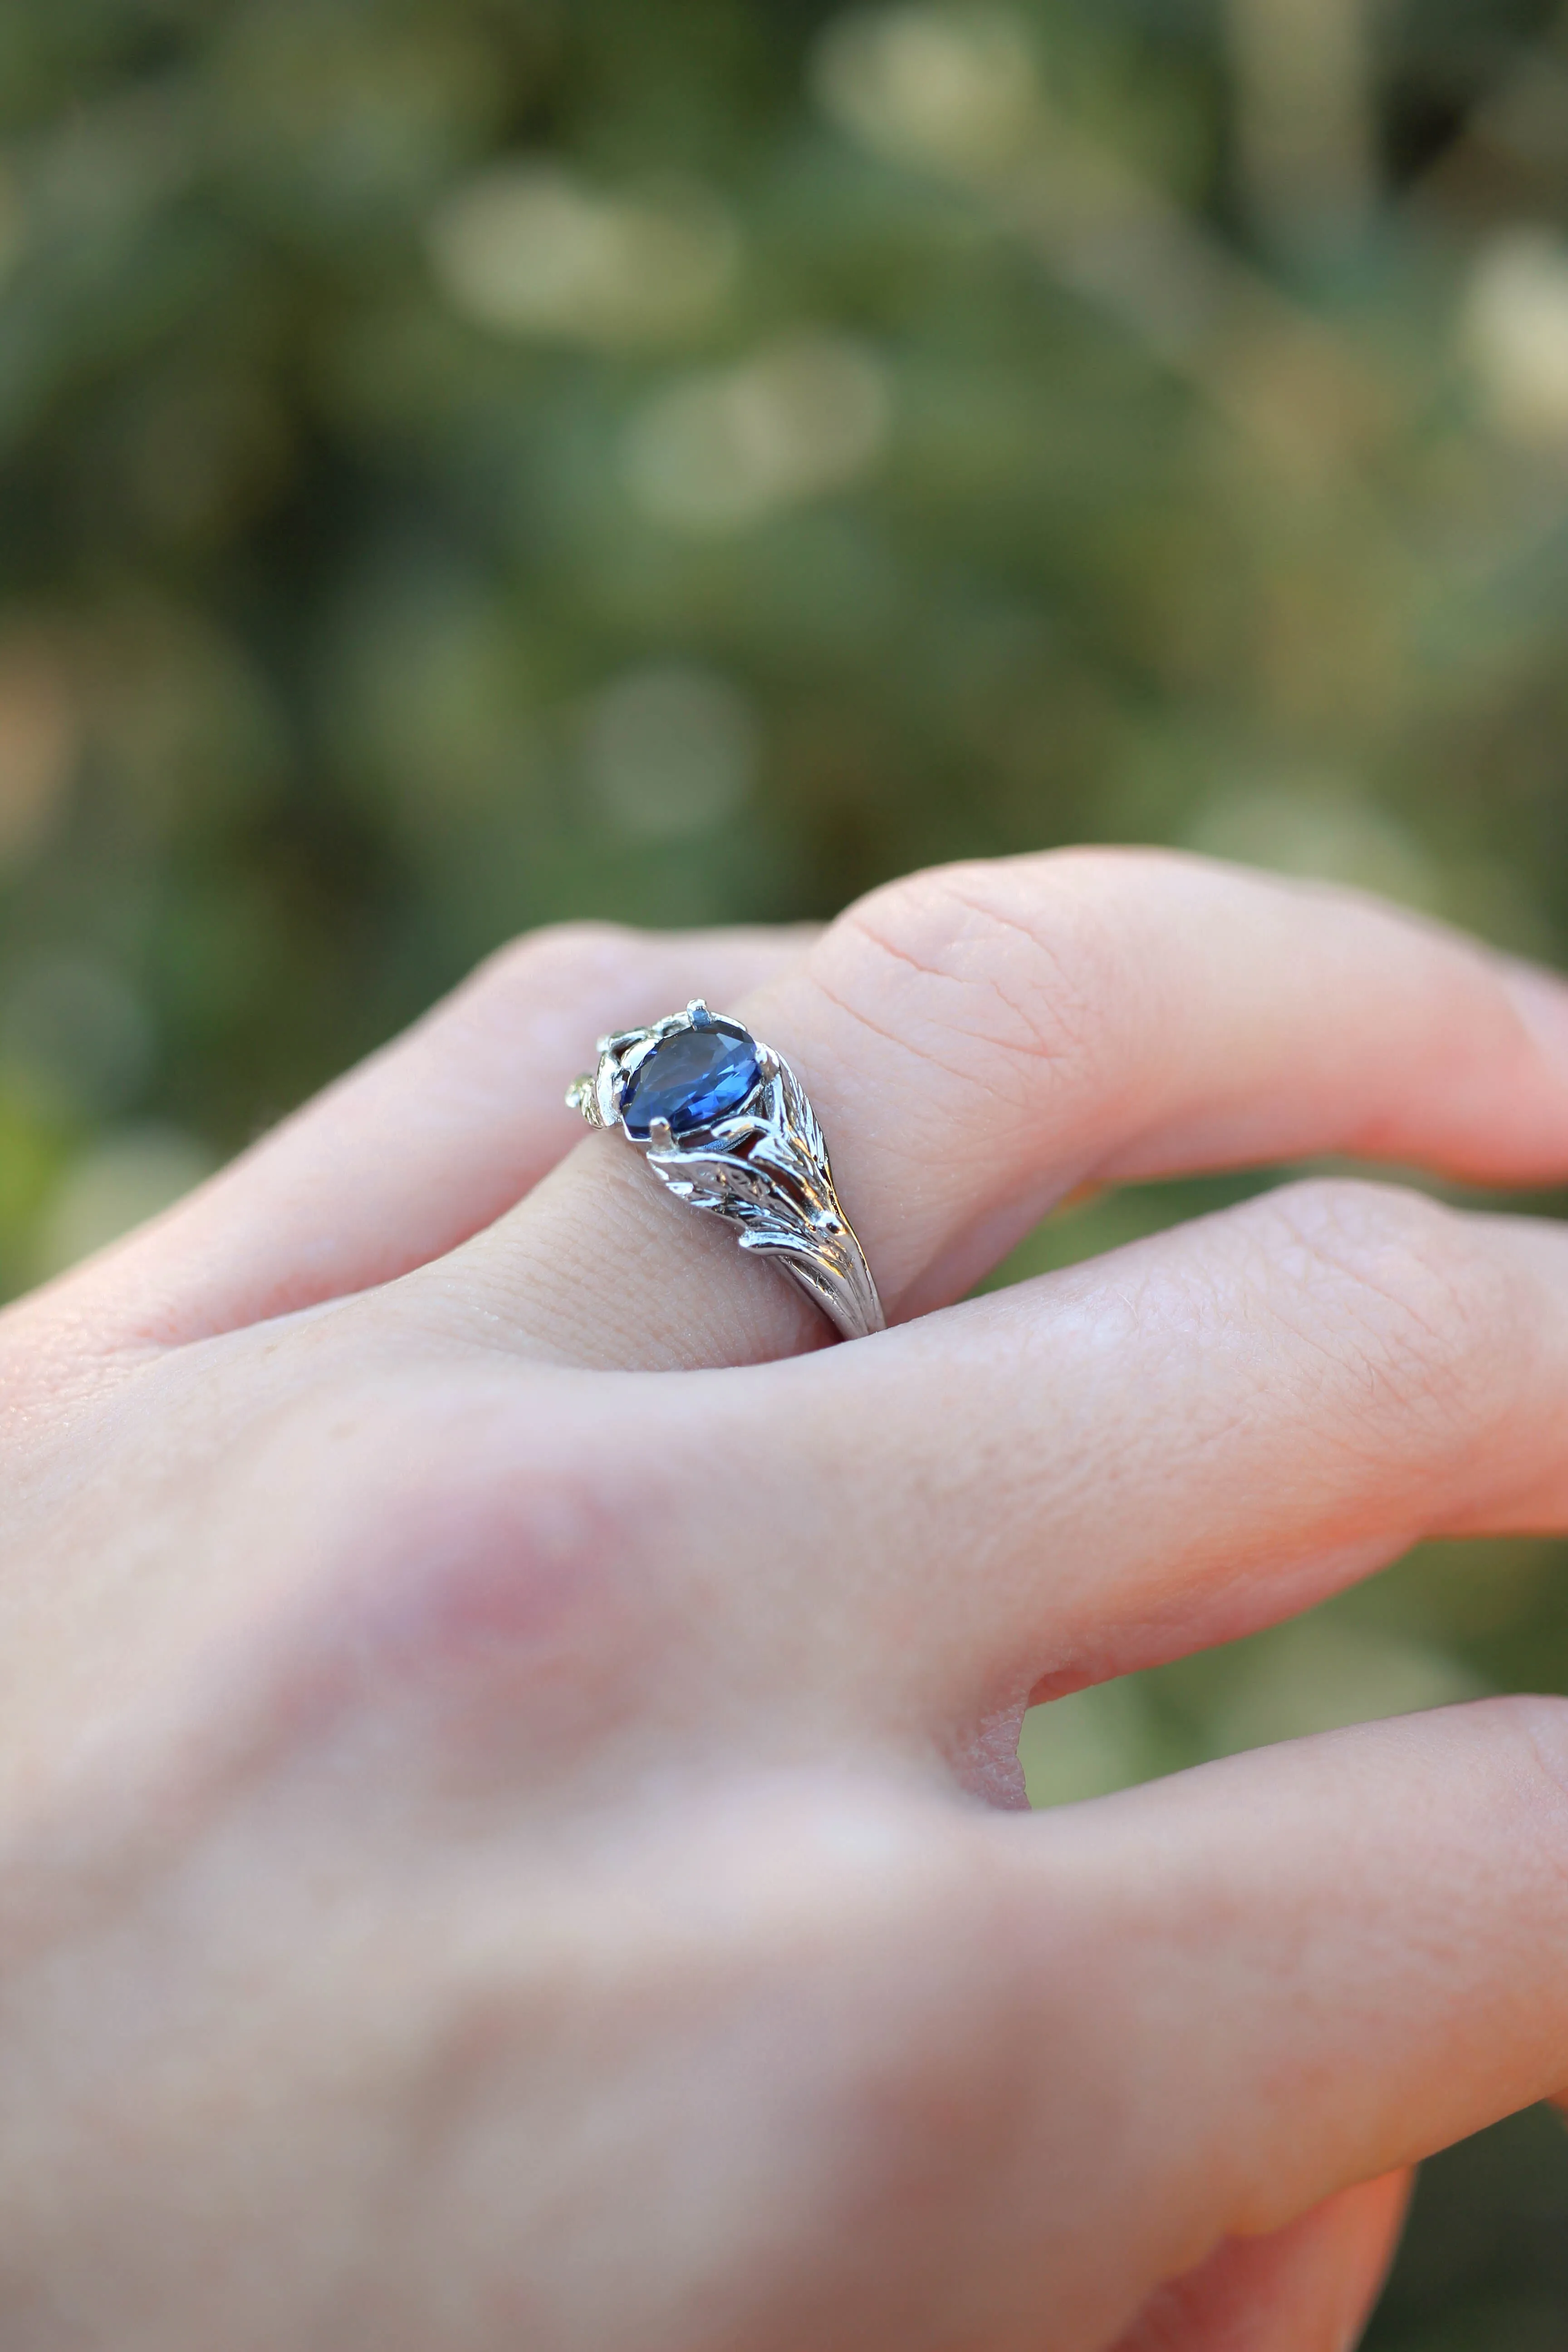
[621,1020,761,1138]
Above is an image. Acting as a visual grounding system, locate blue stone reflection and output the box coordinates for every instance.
[621,1021,761,1138]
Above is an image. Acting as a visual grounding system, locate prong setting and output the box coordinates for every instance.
[565,1001,883,1341]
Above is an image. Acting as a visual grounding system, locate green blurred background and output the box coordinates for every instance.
[7,0,1568,2336]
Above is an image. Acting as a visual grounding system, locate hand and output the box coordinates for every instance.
[7,848,1568,2352]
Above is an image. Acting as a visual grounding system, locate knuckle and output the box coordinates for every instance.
[777,1830,1048,2205]
[1439,1695,1568,1913]
[1496,1694,1568,1850]
[768,1820,1135,2308]
[216,1382,672,1775]
[1245,1177,1528,1453]
[830,850,1176,1093]
[443,1796,1054,2336]
[468,920,634,1009]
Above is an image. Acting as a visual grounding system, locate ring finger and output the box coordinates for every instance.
[422,847,1568,1369]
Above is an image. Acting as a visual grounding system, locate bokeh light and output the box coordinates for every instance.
[7,0,1568,2328]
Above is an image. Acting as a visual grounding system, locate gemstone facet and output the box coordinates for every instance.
[621,1020,761,1138]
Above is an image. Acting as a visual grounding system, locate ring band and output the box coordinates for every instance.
[568,1001,885,1342]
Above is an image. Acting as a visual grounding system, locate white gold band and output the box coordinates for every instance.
[568,1001,885,1343]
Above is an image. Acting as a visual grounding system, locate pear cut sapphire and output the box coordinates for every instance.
[621,1020,761,1139]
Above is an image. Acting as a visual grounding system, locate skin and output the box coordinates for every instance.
[9,847,1568,2348]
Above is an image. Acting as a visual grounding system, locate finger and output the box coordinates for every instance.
[426,849,1568,1368]
[544,1177,1568,1739]
[997,1703,1568,2322]
[25,923,813,1351]
[1110,2171,1411,2352]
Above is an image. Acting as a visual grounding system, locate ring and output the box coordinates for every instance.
[567,1001,885,1342]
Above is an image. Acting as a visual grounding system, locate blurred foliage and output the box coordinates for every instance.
[8,0,1568,2332]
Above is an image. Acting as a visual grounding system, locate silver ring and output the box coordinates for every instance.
[568,1001,885,1343]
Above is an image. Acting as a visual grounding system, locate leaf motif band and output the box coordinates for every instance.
[567,1001,885,1343]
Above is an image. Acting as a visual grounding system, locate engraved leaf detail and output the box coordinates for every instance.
[644,1052,882,1337]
